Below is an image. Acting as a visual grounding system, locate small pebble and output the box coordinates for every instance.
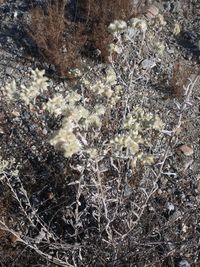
[167,202,175,211]
[42,128,48,135]
[141,59,156,69]
[146,5,159,19]
[179,259,190,267]
[177,145,194,156]
[5,67,13,76]
[0,127,4,134]
[12,111,20,117]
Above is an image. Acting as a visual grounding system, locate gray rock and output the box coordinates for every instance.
[179,259,190,267]
[141,59,156,70]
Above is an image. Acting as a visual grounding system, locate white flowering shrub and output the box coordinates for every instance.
[2,66,164,162]
[43,66,163,162]
[108,18,147,36]
[2,7,198,266]
[107,18,147,44]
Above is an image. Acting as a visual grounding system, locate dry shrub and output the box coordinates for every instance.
[28,0,86,78]
[77,0,139,62]
[27,0,148,76]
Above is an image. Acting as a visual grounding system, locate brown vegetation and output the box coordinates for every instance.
[27,0,86,78]
[76,0,141,61]
[27,0,147,77]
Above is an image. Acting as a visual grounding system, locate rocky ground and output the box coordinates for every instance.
[0,0,200,266]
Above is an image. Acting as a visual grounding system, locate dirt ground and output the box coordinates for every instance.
[0,0,200,266]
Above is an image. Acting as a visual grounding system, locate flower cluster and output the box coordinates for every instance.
[108,20,127,34]
[124,106,163,131]
[129,18,147,33]
[44,88,106,157]
[3,68,48,105]
[108,18,147,38]
[50,126,82,158]
[83,67,116,97]
[3,80,18,101]
[44,94,68,116]
[82,66,123,106]
[107,18,148,57]
[20,69,48,104]
[110,106,163,165]
[45,91,82,117]
[3,67,164,162]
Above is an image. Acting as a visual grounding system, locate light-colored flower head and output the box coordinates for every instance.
[94,105,106,116]
[67,91,81,104]
[44,94,67,116]
[50,128,82,157]
[64,105,89,124]
[109,43,122,55]
[129,18,147,33]
[108,20,127,34]
[3,80,18,101]
[110,106,163,162]
[152,115,163,130]
[20,68,48,104]
[3,68,49,105]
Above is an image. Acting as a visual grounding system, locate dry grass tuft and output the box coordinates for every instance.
[27,0,86,78]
